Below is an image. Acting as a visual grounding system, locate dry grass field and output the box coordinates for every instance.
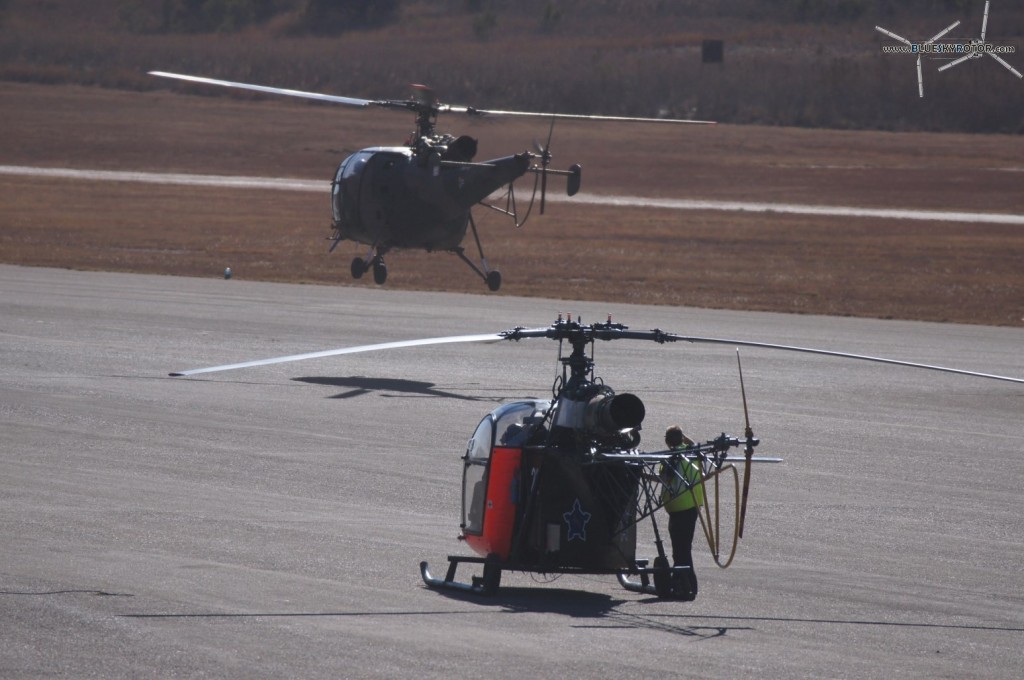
[2,81,1023,326]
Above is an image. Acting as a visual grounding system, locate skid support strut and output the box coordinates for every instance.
[452,214,501,291]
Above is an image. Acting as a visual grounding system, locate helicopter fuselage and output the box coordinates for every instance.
[331,146,531,252]
[461,396,643,573]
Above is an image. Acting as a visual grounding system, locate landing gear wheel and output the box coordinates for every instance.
[350,257,366,280]
[372,260,387,285]
[486,270,502,292]
[652,555,673,599]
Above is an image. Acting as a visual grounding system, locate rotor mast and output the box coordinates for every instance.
[502,315,682,392]
[407,84,442,147]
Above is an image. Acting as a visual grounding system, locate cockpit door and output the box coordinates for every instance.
[358,152,402,235]
[460,400,551,560]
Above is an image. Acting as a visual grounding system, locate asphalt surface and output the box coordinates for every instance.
[2,264,1022,678]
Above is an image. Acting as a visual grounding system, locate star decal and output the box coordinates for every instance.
[563,498,592,542]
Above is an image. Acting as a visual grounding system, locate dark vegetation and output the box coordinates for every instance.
[0,0,1021,132]
[0,0,1019,133]
[115,0,400,34]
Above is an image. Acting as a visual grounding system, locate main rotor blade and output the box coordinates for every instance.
[170,333,504,377]
[505,325,1024,384]
[149,71,381,108]
[667,334,1024,384]
[151,71,714,124]
[988,52,1023,78]
[171,324,1024,385]
[875,26,912,46]
[456,107,715,125]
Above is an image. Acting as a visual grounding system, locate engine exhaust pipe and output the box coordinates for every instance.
[585,392,645,436]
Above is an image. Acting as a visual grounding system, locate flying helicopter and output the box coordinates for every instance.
[169,315,1023,600]
[148,71,713,291]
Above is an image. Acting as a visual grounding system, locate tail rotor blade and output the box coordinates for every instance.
[543,117,556,154]
[539,117,555,215]
[736,350,755,539]
[540,168,547,214]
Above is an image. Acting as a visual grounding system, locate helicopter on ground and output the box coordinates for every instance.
[169,315,1023,599]
[149,71,713,291]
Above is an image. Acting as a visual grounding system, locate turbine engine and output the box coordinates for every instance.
[552,384,645,449]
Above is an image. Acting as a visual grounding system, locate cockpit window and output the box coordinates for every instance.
[343,151,371,179]
[466,417,493,462]
[332,152,372,226]
[494,401,550,447]
[332,161,347,223]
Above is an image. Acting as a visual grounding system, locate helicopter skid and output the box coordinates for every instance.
[420,556,501,596]
[421,555,692,599]
[617,559,695,600]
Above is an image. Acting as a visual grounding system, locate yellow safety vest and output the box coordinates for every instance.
[661,452,704,512]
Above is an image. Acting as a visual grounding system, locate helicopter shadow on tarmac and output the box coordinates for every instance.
[473,590,1024,639]
[421,585,738,639]
[292,376,508,402]
[119,598,729,639]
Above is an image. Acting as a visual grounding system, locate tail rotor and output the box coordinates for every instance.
[736,350,756,538]
[533,118,556,214]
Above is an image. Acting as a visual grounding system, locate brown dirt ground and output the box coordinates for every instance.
[2,82,1023,326]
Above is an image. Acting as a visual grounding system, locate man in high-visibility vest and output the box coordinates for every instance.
[662,425,703,600]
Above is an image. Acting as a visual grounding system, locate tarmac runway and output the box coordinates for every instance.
[2,264,1022,678]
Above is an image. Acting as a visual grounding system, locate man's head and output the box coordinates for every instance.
[665,425,694,449]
